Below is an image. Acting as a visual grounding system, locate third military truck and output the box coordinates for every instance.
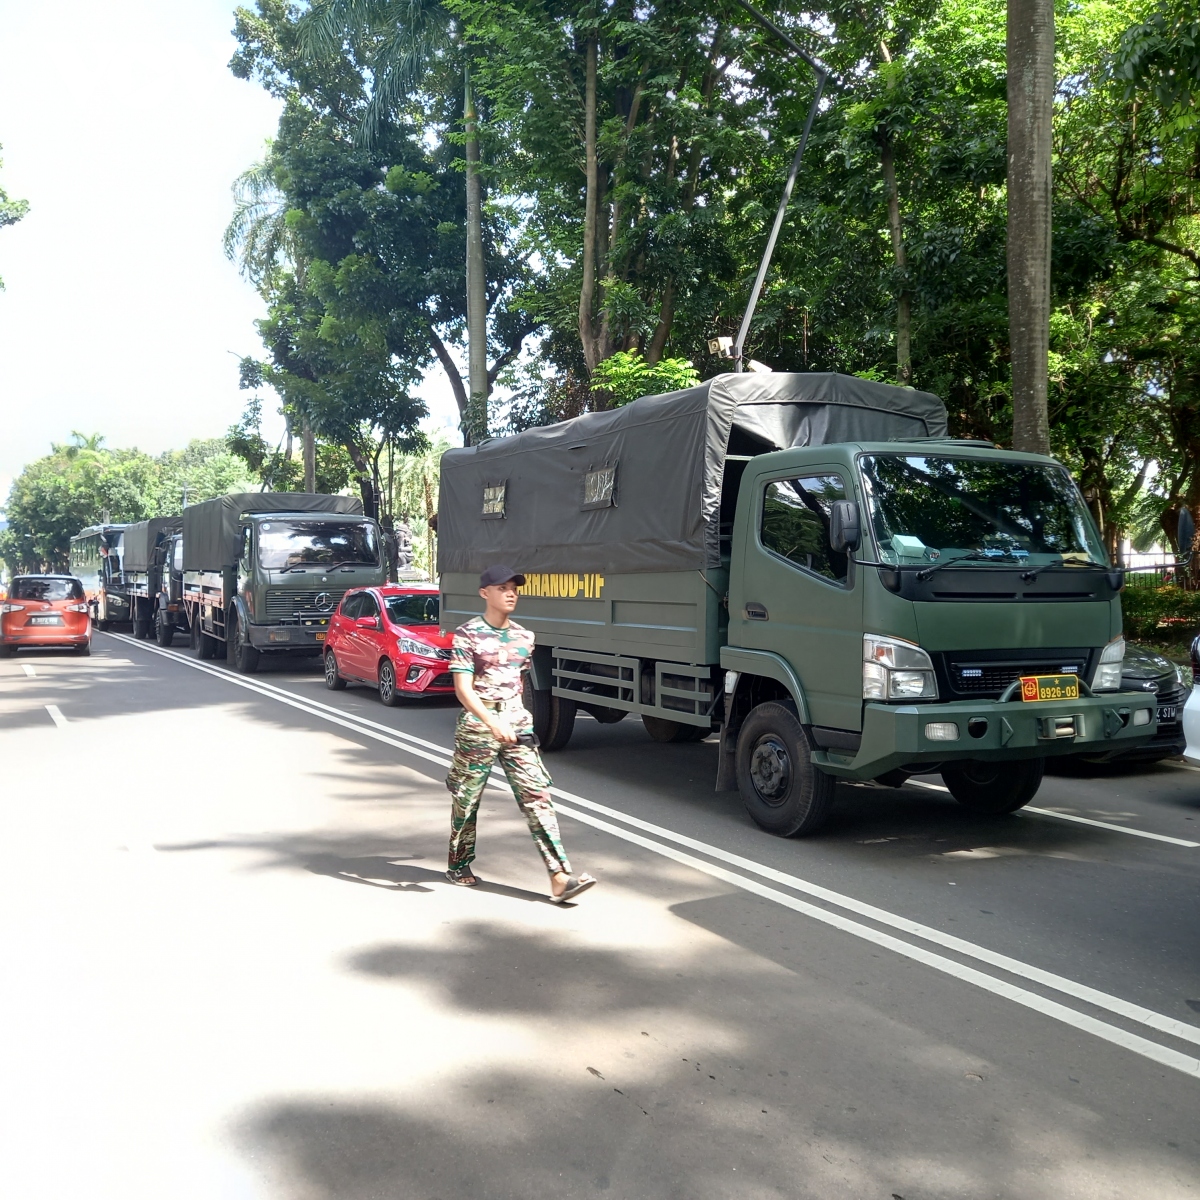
[438,372,1155,836]
[182,492,386,673]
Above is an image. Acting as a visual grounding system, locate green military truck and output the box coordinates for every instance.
[121,516,184,641]
[182,492,386,673]
[438,372,1155,836]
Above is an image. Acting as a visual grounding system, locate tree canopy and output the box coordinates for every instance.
[225,0,1200,559]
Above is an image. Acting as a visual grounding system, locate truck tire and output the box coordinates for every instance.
[642,715,708,743]
[736,701,835,837]
[941,758,1044,814]
[190,614,219,661]
[132,615,149,640]
[324,650,347,690]
[378,659,401,706]
[523,676,576,751]
[155,611,175,647]
[228,611,260,674]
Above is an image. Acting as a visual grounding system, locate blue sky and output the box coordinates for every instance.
[0,0,460,501]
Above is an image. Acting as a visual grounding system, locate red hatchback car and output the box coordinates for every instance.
[0,575,92,656]
[323,584,456,704]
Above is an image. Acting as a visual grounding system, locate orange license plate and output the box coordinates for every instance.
[1020,674,1079,702]
[315,632,326,642]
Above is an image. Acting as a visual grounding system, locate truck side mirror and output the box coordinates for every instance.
[829,500,861,553]
[1178,508,1195,564]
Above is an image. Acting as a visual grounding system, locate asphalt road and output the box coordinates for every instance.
[2,632,1198,1200]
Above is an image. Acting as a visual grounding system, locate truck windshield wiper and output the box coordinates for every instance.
[326,560,379,570]
[1020,557,1109,581]
[915,551,1023,581]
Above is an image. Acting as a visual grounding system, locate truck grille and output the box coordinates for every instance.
[265,588,347,620]
[941,650,1090,698]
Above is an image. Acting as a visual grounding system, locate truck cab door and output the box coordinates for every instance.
[734,468,864,733]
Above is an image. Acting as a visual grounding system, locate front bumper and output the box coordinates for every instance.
[398,660,455,693]
[247,621,330,651]
[813,694,1157,780]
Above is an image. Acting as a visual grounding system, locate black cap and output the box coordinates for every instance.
[480,563,526,588]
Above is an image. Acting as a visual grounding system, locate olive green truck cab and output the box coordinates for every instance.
[182,492,386,674]
[439,373,1153,836]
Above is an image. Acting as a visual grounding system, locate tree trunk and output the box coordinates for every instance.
[578,37,601,373]
[880,140,912,384]
[464,69,489,438]
[302,419,316,492]
[345,441,377,520]
[1007,0,1054,454]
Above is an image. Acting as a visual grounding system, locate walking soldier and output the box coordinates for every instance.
[445,564,597,902]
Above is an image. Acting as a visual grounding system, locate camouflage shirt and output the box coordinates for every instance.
[449,616,535,704]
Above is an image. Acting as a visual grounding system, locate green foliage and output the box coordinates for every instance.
[0,142,29,290]
[1120,586,1200,640]
[589,352,700,407]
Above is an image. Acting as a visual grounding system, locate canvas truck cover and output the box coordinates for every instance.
[122,516,183,572]
[182,493,365,571]
[438,371,947,575]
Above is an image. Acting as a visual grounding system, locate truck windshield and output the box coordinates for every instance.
[257,520,379,570]
[859,455,1107,568]
[385,594,440,626]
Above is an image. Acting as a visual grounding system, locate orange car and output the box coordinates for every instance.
[0,575,92,656]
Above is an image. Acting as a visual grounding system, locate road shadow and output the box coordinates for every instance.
[232,916,1200,1200]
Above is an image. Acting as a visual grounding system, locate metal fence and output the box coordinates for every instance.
[1122,553,1179,589]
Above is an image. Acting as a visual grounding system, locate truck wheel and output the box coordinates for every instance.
[378,659,401,706]
[228,612,260,674]
[155,612,175,647]
[522,677,576,751]
[642,715,708,743]
[736,702,835,837]
[941,758,1044,814]
[131,616,149,640]
[190,615,218,661]
[324,651,347,690]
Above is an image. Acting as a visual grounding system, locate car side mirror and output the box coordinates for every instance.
[829,500,861,553]
[1178,508,1195,564]
[356,615,380,630]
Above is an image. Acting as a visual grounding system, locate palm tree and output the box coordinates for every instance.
[223,155,316,489]
[1007,0,1054,454]
[301,0,489,433]
[223,152,294,291]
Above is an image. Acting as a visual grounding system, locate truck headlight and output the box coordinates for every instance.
[1092,635,1125,692]
[863,634,938,701]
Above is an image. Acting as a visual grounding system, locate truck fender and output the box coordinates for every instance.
[716,648,813,792]
[529,643,555,692]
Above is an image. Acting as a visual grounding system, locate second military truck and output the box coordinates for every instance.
[183,492,386,672]
[438,372,1154,837]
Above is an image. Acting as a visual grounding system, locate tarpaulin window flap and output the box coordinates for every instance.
[481,483,506,519]
[438,372,947,576]
[582,465,617,510]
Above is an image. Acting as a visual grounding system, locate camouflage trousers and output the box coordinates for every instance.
[445,703,571,876]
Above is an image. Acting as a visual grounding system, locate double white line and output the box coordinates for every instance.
[105,632,1200,1080]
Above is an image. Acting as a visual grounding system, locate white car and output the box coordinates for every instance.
[1183,636,1200,765]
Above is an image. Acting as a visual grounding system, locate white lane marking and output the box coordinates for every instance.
[104,633,1200,1075]
[1024,806,1200,847]
[906,778,1199,847]
[22,664,36,678]
[45,705,68,728]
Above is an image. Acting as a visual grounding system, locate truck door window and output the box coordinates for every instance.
[240,527,252,571]
[760,475,850,585]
